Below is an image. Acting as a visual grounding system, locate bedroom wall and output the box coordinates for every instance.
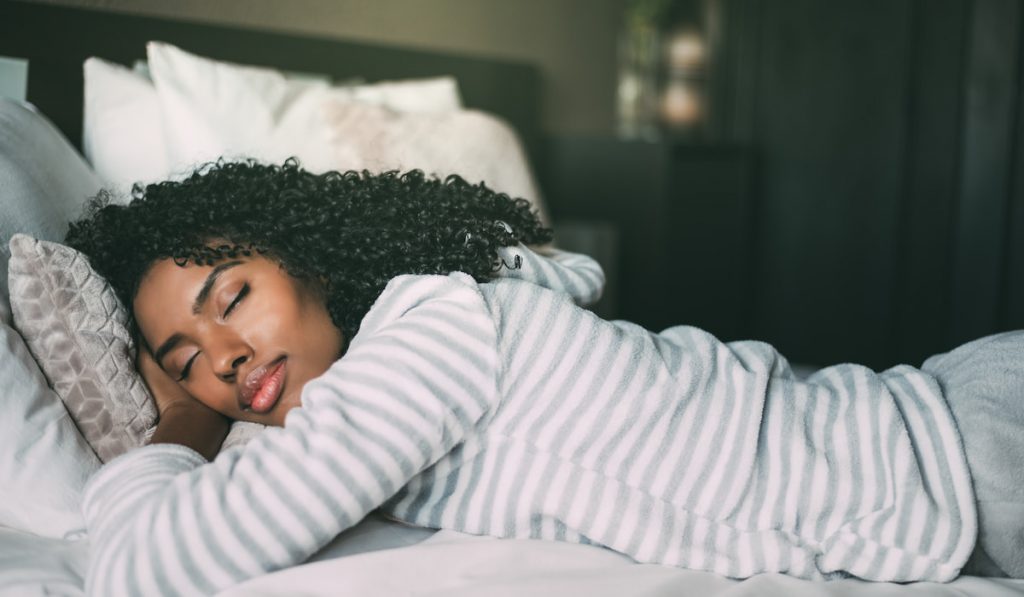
[718,0,1024,366]
[12,0,1022,369]
[16,0,626,136]
[547,0,1024,369]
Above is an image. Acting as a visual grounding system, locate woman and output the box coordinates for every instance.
[67,160,1022,596]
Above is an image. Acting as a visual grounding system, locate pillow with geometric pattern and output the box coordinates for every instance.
[7,234,265,462]
[7,234,157,463]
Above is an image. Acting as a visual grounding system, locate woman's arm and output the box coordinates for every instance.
[148,403,229,462]
[83,273,499,596]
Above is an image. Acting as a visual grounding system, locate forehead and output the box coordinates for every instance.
[133,259,218,343]
[137,255,281,296]
[132,256,301,342]
[136,258,210,305]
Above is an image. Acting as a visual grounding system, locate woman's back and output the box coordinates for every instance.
[379,245,976,581]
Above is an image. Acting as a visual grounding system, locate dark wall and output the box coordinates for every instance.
[736,0,1024,367]
[547,0,1024,369]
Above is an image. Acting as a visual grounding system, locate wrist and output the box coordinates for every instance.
[151,402,230,461]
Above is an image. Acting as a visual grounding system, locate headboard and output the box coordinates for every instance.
[0,0,543,165]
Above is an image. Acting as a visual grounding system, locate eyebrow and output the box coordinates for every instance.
[152,260,243,368]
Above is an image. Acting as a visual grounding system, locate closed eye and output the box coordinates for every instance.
[224,283,250,317]
[177,352,199,382]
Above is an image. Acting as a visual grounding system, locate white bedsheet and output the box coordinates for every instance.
[221,531,1024,597]
[0,525,88,596]
[4,520,1024,596]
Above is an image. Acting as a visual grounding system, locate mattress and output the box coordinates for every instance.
[4,517,1024,597]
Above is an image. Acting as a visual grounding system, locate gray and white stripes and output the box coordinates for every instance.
[83,245,975,596]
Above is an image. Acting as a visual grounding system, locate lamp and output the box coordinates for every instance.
[660,28,706,131]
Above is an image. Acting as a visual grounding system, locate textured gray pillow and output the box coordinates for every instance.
[7,234,157,463]
[7,234,265,462]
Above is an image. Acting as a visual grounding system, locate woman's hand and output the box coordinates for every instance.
[137,344,230,460]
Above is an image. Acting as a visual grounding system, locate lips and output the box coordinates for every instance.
[240,357,287,414]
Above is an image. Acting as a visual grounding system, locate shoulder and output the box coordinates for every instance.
[355,272,490,339]
[306,271,501,420]
[493,243,605,306]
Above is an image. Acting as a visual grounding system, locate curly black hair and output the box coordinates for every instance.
[65,159,552,339]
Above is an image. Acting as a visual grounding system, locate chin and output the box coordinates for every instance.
[267,397,301,427]
[233,402,294,427]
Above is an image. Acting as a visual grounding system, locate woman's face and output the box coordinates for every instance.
[133,255,344,427]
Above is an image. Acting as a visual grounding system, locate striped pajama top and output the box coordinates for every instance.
[82,245,977,596]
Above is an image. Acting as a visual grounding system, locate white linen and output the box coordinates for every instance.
[147,41,334,175]
[145,41,463,177]
[3,522,1022,597]
[322,101,549,223]
[0,99,102,301]
[0,99,103,539]
[84,43,547,219]
[339,76,462,114]
[83,57,170,197]
[0,514,431,597]
[219,532,1024,597]
[0,526,89,597]
[0,319,100,539]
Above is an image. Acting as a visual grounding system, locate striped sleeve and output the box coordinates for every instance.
[495,244,604,306]
[82,273,499,596]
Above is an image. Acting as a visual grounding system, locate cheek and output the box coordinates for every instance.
[303,299,343,362]
[186,372,239,415]
[293,282,341,349]
[235,284,331,354]
[236,289,294,341]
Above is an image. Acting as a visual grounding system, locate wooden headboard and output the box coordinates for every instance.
[0,1,544,164]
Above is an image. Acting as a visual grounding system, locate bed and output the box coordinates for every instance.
[1,2,1023,595]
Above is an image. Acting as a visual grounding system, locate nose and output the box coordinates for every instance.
[207,333,252,382]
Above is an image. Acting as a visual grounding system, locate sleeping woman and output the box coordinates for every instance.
[66,160,1024,596]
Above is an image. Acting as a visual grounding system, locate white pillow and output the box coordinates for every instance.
[0,99,103,538]
[338,76,462,114]
[83,57,170,198]
[322,100,549,224]
[0,99,103,302]
[82,54,340,190]
[147,41,333,175]
[146,41,463,176]
[0,316,101,539]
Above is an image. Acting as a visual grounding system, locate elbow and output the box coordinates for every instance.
[579,265,606,307]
